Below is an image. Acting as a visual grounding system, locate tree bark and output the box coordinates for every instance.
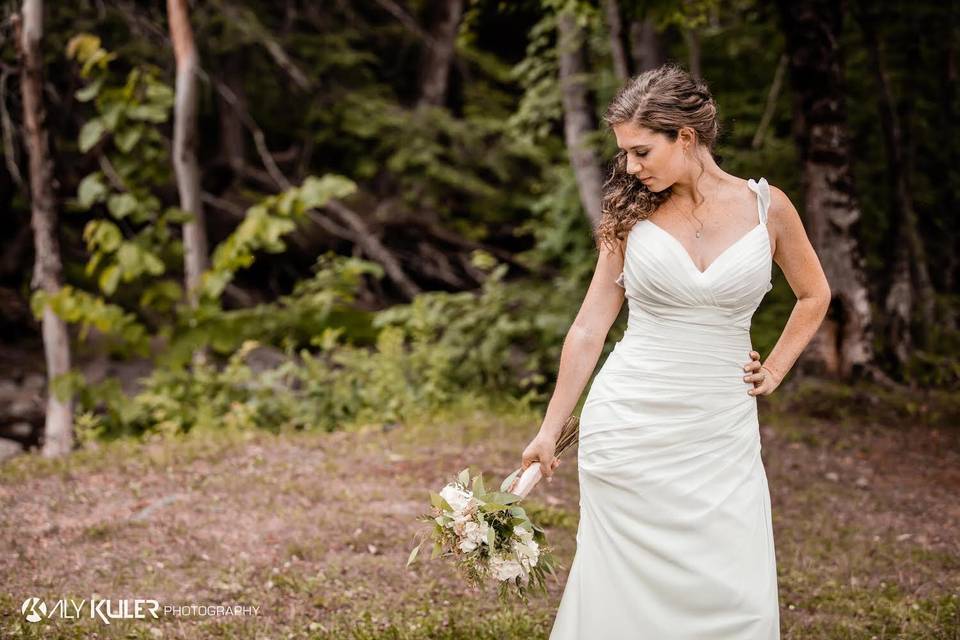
[774,0,877,380]
[15,0,74,457]
[601,0,631,82]
[854,1,936,361]
[628,16,666,74]
[416,0,464,109]
[752,54,788,150]
[167,0,209,310]
[684,28,701,80]
[557,8,604,229]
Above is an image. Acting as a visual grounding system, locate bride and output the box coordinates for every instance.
[521,63,830,639]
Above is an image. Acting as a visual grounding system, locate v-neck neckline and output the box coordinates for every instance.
[642,218,766,277]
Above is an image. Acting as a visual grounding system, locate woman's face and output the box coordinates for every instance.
[612,121,690,192]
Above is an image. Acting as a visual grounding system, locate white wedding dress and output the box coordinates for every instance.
[549,177,780,639]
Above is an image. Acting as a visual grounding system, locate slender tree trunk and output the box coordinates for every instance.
[752,53,788,149]
[416,0,464,108]
[774,0,878,380]
[939,2,958,326]
[557,8,604,229]
[628,16,666,74]
[854,1,936,360]
[15,0,73,457]
[601,0,630,82]
[167,0,209,312]
[684,28,701,80]
[218,50,246,176]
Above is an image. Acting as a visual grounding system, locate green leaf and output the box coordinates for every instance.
[406,542,423,567]
[458,467,470,487]
[297,174,358,210]
[65,34,102,63]
[485,491,521,505]
[127,103,168,123]
[74,77,104,102]
[77,173,108,208]
[114,125,143,153]
[429,492,452,512]
[107,193,138,219]
[84,220,122,253]
[486,526,496,548]
[501,468,521,492]
[472,472,486,498]
[79,118,105,152]
[99,265,120,295]
[101,101,124,131]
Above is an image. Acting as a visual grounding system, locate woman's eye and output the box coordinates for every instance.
[634,151,647,158]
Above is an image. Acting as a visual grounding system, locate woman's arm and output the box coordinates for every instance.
[538,238,627,438]
[752,185,832,394]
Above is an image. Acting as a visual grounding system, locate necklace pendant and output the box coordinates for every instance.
[696,230,701,238]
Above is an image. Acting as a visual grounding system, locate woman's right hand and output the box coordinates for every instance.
[520,432,561,482]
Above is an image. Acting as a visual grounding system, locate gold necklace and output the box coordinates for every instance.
[666,197,705,238]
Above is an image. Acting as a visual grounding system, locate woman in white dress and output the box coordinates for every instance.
[520,63,831,639]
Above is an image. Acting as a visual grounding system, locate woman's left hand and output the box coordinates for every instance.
[742,350,781,396]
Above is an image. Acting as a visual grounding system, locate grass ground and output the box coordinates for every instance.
[0,378,958,639]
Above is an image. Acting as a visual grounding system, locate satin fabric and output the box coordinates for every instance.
[549,178,780,639]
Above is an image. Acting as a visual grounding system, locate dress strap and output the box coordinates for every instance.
[747,177,771,225]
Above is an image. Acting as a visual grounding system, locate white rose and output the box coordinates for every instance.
[514,539,540,568]
[513,525,533,542]
[489,554,525,582]
[440,483,473,513]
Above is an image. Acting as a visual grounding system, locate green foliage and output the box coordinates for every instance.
[31,286,149,356]
[201,175,356,301]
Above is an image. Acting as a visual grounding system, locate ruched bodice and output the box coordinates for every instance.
[617,176,773,335]
[550,177,780,640]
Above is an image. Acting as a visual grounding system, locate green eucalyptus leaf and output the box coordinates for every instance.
[406,542,422,567]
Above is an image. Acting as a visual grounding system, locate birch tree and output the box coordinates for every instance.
[774,0,878,379]
[15,0,73,457]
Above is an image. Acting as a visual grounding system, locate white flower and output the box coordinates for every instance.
[489,553,526,582]
[513,525,533,542]
[514,538,540,568]
[458,537,478,552]
[439,483,473,513]
[453,516,489,552]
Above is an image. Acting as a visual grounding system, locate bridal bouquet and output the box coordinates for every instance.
[406,415,579,601]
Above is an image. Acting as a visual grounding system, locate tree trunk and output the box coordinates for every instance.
[416,0,464,109]
[601,0,631,82]
[774,0,877,380]
[628,16,666,74]
[938,3,958,327]
[854,1,936,361]
[15,0,74,457]
[557,8,604,229]
[752,53,788,150]
[167,0,209,312]
[684,28,701,80]
[218,50,247,176]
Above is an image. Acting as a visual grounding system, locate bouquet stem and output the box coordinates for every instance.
[506,415,579,498]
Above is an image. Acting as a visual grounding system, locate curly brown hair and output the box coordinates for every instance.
[596,62,723,255]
